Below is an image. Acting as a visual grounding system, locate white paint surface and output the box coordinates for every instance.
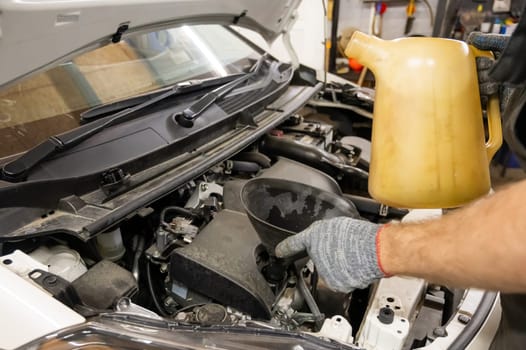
[0,264,85,349]
[0,0,301,87]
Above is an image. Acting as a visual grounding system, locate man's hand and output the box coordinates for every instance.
[275,217,388,293]
[468,32,513,111]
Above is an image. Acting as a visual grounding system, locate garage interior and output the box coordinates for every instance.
[0,1,524,349]
[2,0,523,183]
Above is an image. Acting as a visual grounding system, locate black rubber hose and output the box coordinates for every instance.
[343,194,409,218]
[160,206,199,224]
[295,265,324,330]
[234,152,272,168]
[146,261,170,317]
[260,135,339,175]
[310,269,319,300]
[230,160,261,173]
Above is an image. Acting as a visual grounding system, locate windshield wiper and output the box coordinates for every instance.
[0,73,251,182]
[2,56,271,182]
[174,55,268,128]
[80,74,244,123]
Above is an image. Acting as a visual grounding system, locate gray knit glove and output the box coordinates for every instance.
[275,217,387,292]
[468,32,509,94]
[467,32,514,110]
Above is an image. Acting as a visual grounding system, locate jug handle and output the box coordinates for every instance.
[471,47,503,163]
[485,94,503,162]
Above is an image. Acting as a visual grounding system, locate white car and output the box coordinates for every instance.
[0,1,500,349]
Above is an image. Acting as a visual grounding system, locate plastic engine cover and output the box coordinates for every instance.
[170,209,274,319]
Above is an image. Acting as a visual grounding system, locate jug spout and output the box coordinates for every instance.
[344,31,387,73]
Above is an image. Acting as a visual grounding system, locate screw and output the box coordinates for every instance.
[200,183,208,191]
[458,314,471,325]
[43,275,57,286]
[118,297,131,309]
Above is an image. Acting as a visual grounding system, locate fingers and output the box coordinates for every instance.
[475,57,499,95]
[318,275,355,293]
[480,81,500,96]
[468,32,509,52]
[275,232,307,258]
[476,56,494,71]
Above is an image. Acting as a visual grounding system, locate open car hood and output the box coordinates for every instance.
[0,0,301,88]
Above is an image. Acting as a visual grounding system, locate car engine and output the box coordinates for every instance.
[0,99,463,349]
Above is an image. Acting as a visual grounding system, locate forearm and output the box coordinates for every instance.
[380,179,526,292]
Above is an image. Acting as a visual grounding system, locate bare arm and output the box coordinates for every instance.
[380,179,526,292]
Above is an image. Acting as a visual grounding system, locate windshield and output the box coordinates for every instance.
[0,25,260,160]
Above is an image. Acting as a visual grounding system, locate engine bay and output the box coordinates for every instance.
[0,101,471,349]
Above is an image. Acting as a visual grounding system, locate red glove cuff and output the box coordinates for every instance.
[376,224,391,277]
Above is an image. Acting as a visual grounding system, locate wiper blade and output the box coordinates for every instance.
[2,56,271,182]
[1,75,240,182]
[80,74,244,123]
[174,55,268,128]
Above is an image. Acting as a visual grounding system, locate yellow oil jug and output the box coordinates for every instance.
[345,32,502,208]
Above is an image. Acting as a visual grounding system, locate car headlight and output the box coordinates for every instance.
[17,314,359,350]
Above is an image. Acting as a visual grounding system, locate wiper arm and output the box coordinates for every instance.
[174,55,268,128]
[1,76,238,182]
[2,56,270,182]
[80,74,244,123]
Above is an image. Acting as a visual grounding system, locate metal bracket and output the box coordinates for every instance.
[184,182,223,209]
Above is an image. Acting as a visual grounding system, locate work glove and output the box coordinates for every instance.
[468,32,514,111]
[275,217,388,293]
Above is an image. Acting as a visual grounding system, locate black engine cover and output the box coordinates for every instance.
[169,209,274,319]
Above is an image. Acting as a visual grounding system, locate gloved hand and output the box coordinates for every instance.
[467,32,513,111]
[275,217,388,293]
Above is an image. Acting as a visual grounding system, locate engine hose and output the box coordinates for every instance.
[234,151,272,168]
[310,269,319,299]
[146,261,171,317]
[344,194,409,218]
[295,265,324,330]
[265,135,369,179]
[160,206,199,225]
[260,135,340,175]
[229,160,261,173]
